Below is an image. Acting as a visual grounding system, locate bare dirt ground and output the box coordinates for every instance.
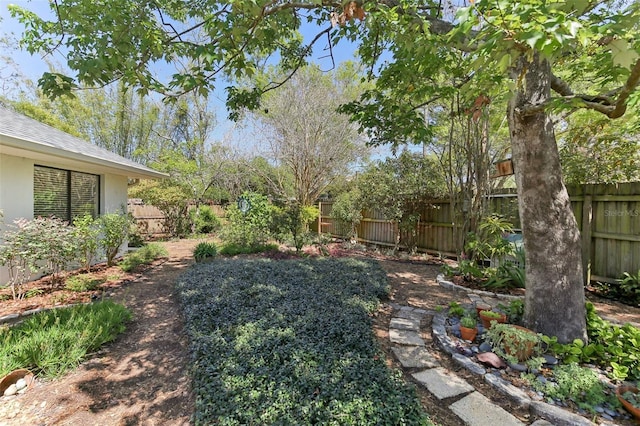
[1,240,638,425]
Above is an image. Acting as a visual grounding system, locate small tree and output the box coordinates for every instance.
[272,202,319,253]
[129,180,191,238]
[222,192,273,248]
[331,189,363,243]
[99,213,130,266]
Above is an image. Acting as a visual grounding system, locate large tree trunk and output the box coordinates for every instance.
[508,54,587,344]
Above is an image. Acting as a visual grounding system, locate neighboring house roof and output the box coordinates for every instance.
[0,105,167,179]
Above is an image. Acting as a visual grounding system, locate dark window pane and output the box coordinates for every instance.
[34,166,100,221]
[71,171,99,218]
[34,166,69,220]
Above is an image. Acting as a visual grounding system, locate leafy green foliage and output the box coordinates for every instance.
[484,323,543,365]
[522,363,616,414]
[190,205,221,235]
[218,243,279,257]
[222,192,274,249]
[193,242,217,262]
[98,212,131,266]
[357,152,447,252]
[72,214,101,272]
[119,243,168,272]
[271,203,319,253]
[543,303,640,381]
[618,270,640,305]
[0,217,76,298]
[0,301,131,378]
[64,273,105,292]
[330,189,363,240]
[448,301,465,318]
[464,214,515,262]
[177,258,431,425]
[483,249,526,290]
[129,180,191,238]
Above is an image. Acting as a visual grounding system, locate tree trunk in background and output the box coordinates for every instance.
[508,54,587,343]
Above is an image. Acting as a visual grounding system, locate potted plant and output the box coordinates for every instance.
[479,309,507,329]
[484,323,542,363]
[617,385,640,421]
[459,315,478,341]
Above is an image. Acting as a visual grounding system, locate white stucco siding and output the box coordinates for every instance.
[103,173,129,214]
[0,154,34,226]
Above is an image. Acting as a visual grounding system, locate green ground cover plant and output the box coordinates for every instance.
[119,243,168,272]
[177,257,432,425]
[64,273,106,292]
[0,301,131,378]
[218,242,279,257]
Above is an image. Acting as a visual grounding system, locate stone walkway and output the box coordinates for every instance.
[387,275,622,426]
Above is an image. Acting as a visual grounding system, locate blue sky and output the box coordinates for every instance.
[0,1,395,160]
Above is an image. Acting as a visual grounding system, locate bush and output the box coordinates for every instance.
[271,202,319,252]
[176,257,430,425]
[190,205,221,234]
[0,301,131,378]
[72,215,102,272]
[222,192,274,248]
[99,213,131,266]
[119,243,168,272]
[331,190,363,240]
[193,242,217,262]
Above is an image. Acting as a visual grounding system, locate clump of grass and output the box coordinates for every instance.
[64,273,106,292]
[119,243,168,272]
[193,242,217,262]
[0,301,132,378]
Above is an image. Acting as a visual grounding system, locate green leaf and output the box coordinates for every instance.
[610,39,640,68]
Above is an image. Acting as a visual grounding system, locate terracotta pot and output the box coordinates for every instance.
[502,325,537,361]
[0,369,34,395]
[479,311,507,329]
[475,303,492,316]
[460,325,477,342]
[617,385,640,421]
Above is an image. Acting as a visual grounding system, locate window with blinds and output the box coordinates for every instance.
[34,165,99,221]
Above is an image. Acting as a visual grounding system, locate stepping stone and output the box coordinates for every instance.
[392,346,440,368]
[412,367,474,399]
[396,306,426,321]
[389,328,425,346]
[449,391,525,426]
[390,317,420,331]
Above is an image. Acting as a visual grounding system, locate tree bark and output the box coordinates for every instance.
[508,54,587,343]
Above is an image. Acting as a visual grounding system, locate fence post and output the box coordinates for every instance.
[581,194,593,284]
[318,201,322,234]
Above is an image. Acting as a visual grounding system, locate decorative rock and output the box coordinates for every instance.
[508,362,528,372]
[542,354,558,365]
[3,384,18,396]
[476,352,507,368]
[604,407,618,417]
[536,375,547,385]
[478,342,492,352]
[453,353,486,375]
[15,378,27,391]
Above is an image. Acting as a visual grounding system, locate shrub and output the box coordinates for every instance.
[0,301,131,378]
[618,269,640,304]
[271,202,319,252]
[0,217,76,298]
[193,242,217,262]
[119,243,168,272]
[72,215,102,272]
[330,190,363,240]
[99,212,131,266]
[176,257,430,425]
[64,274,105,292]
[190,205,221,234]
[222,192,274,248]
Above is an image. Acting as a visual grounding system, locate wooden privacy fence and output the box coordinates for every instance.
[127,200,226,236]
[316,182,640,284]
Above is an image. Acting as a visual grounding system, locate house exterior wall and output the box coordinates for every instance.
[0,152,130,284]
